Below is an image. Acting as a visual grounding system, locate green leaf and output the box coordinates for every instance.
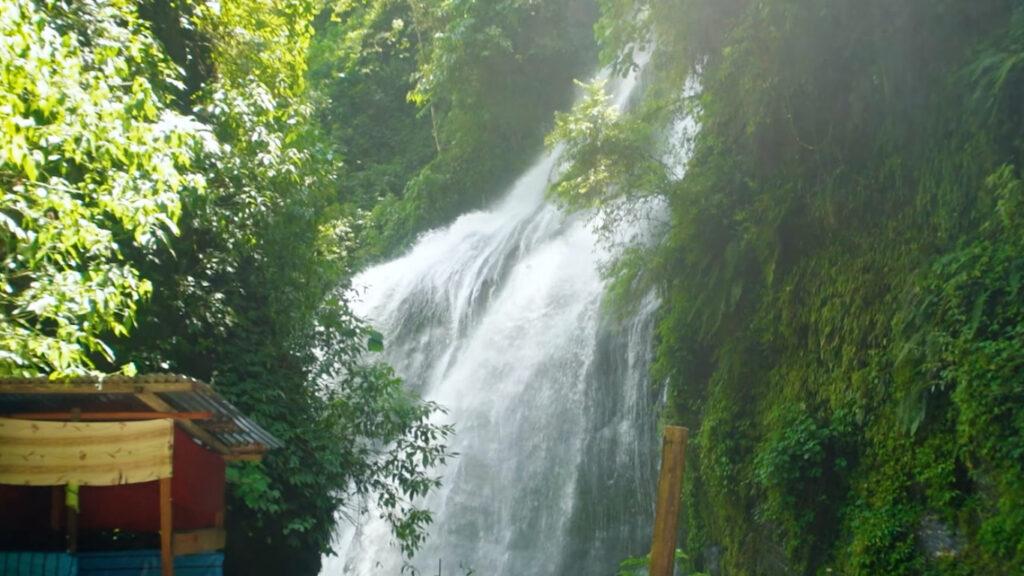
[367,330,385,352]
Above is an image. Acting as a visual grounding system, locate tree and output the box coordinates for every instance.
[0,0,205,376]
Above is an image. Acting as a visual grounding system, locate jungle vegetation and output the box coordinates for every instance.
[551,0,1024,574]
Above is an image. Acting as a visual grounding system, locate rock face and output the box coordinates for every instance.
[703,544,723,575]
[917,515,964,560]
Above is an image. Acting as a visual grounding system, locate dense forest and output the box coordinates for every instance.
[551,0,1024,574]
[2,0,1023,575]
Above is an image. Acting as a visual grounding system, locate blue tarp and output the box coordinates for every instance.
[78,551,223,576]
[0,552,77,576]
[0,551,222,576]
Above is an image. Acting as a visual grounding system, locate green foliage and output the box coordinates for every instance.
[559,0,1024,573]
[548,80,668,210]
[0,0,204,375]
[308,0,435,212]
[752,405,855,566]
[844,504,923,576]
[310,0,598,262]
[616,549,708,576]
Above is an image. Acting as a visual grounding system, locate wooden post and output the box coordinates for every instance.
[160,477,174,576]
[649,426,689,576]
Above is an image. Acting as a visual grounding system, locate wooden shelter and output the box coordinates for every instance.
[0,374,282,576]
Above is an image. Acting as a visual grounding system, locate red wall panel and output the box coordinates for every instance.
[79,427,225,532]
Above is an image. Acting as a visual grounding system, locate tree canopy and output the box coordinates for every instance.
[0,0,205,376]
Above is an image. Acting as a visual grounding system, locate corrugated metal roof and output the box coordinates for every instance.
[161,389,283,451]
[0,374,283,454]
[0,373,203,386]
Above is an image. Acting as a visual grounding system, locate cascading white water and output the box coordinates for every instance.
[322,56,683,576]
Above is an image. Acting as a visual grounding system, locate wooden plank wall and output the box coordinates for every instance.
[0,418,173,486]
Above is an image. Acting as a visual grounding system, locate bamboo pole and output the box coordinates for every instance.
[649,426,689,576]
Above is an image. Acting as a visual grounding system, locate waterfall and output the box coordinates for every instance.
[322,56,684,576]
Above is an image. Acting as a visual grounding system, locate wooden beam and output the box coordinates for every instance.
[0,381,195,395]
[136,392,232,455]
[173,528,226,556]
[226,443,269,454]
[5,411,213,421]
[222,453,264,462]
[649,426,689,576]
[191,380,219,396]
[160,477,174,576]
[200,420,242,433]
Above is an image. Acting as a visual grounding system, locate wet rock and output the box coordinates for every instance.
[917,515,964,560]
[702,545,722,576]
